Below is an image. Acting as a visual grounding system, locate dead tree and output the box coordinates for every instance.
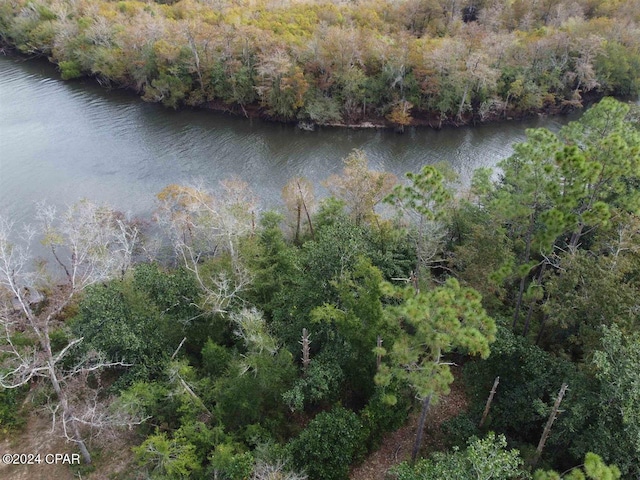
[0,202,143,464]
[479,376,500,428]
[533,382,569,466]
[155,180,257,316]
[301,328,311,373]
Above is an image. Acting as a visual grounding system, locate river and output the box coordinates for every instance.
[1,55,575,226]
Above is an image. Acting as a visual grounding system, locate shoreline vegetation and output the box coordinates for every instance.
[1,0,639,129]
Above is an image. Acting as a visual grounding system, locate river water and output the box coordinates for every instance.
[1,55,574,225]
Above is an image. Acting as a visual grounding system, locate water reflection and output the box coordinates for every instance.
[1,55,575,228]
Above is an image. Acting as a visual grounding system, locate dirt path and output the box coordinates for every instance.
[350,378,469,480]
[0,414,75,480]
[0,412,138,480]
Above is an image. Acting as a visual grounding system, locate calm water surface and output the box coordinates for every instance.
[0,55,574,225]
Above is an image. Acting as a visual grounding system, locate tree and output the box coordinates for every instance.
[390,433,527,480]
[553,97,640,249]
[324,150,397,226]
[376,278,496,461]
[71,274,176,387]
[0,201,142,464]
[281,177,316,243]
[541,243,639,359]
[133,431,201,479]
[491,128,561,332]
[155,180,257,316]
[385,164,454,287]
[251,460,307,480]
[573,326,640,477]
[387,99,414,131]
[288,406,366,480]
[534,452,620,480]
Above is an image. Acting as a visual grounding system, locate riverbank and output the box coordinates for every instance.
[2,0,638,131]
[1,46,589,132]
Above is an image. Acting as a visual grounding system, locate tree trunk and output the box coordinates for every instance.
[479,377,500,428]
[513,214,535,330]
[568,224,584,249]
[301,328,310,373]
[512,276,527,330]
[533,383,568,466]
[295,203,301,243]
[297,181,314,240]
[71,417,92,465]
[457,85,469,121]
[48,362,92,464]
[411,393,433,463]
[536,314,548,345]
[523,262,547,336]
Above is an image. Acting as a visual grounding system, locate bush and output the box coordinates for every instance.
[71,279,172,388]
[441,412,481,449]
[359,383,411,450]
[58,60,82,80]
[288,406,366,480]
[201,339,231,378]
[0,385,27,432]
[208,443,254,480]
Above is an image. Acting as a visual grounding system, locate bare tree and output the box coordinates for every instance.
[324,150,397,226]
[281,177,316,242]
[155,180,257,316]
[0,201,143,464]
[251,460,307,480]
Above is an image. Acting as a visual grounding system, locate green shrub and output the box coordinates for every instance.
[208,443,254,480]
[288,406,366,480]
[441,411,480,449]
[0,385,27,432]
[59,60,82,80]
[360,384,411,450]
[201,339,231,378]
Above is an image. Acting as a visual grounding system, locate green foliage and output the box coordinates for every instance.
[282,353,344,411]
[440,411,481,449]
[450,202,515,314]
[214,348,295,435]
[391,433,528,480]
[132,263,200,323]
[359,383,411,450]
[462,326,590,452]
[0,385,27,432]
[133,431,202,479]
[568,326,640,478]
[245,212,299,315]
[72,276,173,387]
[386,164,453,222]
[288,406,366,480]
[377,278,496,403]
[552,98,640,246]
[541,249,640,359]
[534,452,621,480]
[58,59,83,80]
[201,339,231,378]
[595,42,640,96]
[208,443,254,480]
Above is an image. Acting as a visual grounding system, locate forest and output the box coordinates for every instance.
[0,0,640,127]
[0,97,639,479]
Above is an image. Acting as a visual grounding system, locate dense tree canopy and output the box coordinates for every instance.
[1,0,640,126]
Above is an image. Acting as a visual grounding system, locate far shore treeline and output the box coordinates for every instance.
[1,0,639,128]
